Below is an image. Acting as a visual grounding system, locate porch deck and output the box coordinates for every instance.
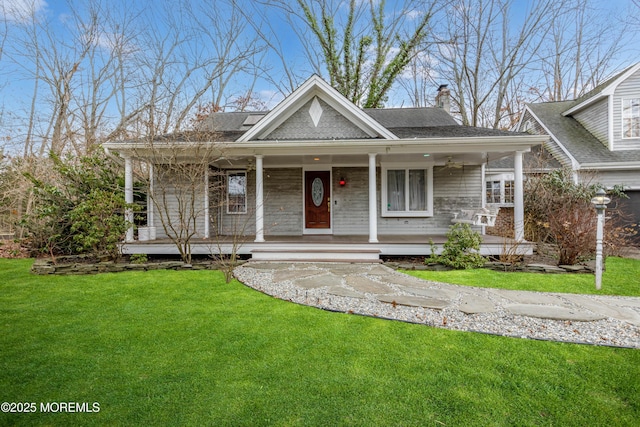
[122,234,534,261]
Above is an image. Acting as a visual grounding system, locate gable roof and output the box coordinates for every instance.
[525,101,640,167]
[562,62,640,116]
[236,75,398,141]
[363,107,457,127]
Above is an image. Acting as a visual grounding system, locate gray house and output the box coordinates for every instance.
[104,75,545,261]
[509,62,640,241]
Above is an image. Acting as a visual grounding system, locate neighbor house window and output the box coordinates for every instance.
[227,171,246,214]
[486,181,501,204]
[486,175,514,205]
[623,98,640,138]
[381,164,433,217]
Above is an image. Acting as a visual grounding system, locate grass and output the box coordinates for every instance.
[0,258,639,426]
[405,257,640,297]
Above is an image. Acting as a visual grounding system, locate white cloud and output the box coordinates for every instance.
[405,10,424,21]
[258,90,283,109]
[0,0,47,23]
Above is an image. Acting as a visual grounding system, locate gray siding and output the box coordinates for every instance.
[267,97,371,140]
[214,170,256,237]
[214,168,302,236]
[333,167,369,234]
[579,169,640,190]
[151,168,207,239]
[521,110,547,135]
[263,168,303,235]
[574,98,609,147]
[521,110,574,169]
[377,166,482,235]
[212,165,484,237]
[613,68,640,150]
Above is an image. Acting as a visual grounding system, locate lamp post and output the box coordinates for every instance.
[590,189,611,290]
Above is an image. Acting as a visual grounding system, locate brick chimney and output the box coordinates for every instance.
[435,84,450,114]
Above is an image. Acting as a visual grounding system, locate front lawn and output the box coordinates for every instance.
[1,258,639,426]
[406,257,640,297]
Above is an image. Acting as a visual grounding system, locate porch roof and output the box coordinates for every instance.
[103,133,547,165]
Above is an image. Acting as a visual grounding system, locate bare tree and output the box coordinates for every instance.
[263,0,439,108]
[136,133,221,265]
[531,0,629,102]
[427,0,557,129]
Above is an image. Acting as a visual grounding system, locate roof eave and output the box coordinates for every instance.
[579,161,640,170]
[103,135,547,159]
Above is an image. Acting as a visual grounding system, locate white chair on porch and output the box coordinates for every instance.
[451,207,500,227]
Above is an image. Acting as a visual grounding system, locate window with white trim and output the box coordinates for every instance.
[485,174,514,205]
[226,171,247,214]
[381,164,433,217]
[623,98,640,138]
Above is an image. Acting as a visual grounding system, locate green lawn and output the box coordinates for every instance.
[1,258,639,426]
[406,257,640,297]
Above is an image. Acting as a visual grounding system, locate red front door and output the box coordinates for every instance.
[305,171,330,229]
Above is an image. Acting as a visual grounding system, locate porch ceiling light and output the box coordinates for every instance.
[313,157,320,161]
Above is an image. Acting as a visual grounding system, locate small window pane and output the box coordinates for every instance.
[623,99,640,138]
[409,169,426,211]
[486,181,501,204]
[227,172,246,213]
[387,170,405,211]
[504,181,514,204]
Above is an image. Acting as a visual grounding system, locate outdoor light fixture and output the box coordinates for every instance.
[590,188,611,290]
[339,177,346,186]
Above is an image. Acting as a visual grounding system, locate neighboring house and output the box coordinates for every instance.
[502,62,640,242]
[103,75,546,261]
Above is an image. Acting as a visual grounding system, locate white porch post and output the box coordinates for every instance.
[204,163,210,239]
[514,151,525,242]
[255,155,265,242]
[124,156,134,242]
[147,163,154,228]
[368,153,378,243]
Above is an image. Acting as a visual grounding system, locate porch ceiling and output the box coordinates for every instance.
[212,152,492,168]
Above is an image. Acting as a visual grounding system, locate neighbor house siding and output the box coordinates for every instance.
[613,68,640,150]
[578,169,640,190]
[521,110,547,135]
[573,97,609,147]
[521,110,574,169]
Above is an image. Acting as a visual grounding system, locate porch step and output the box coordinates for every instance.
[251,248,381,263]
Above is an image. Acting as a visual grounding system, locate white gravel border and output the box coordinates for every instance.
[234,263,640,349]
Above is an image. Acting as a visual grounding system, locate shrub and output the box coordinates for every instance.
[430,223,486,269]
[130,254,149,264]
[524,168,631,265]
[22,153,136,260]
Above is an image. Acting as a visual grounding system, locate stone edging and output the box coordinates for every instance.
[30,257,243,275]
[385,261,595,274]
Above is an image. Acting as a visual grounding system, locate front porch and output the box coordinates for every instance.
[121,234,534,262]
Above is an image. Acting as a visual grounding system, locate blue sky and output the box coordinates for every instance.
[1,0,639,153]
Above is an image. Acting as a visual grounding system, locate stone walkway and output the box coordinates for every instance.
[234,262,640,348]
